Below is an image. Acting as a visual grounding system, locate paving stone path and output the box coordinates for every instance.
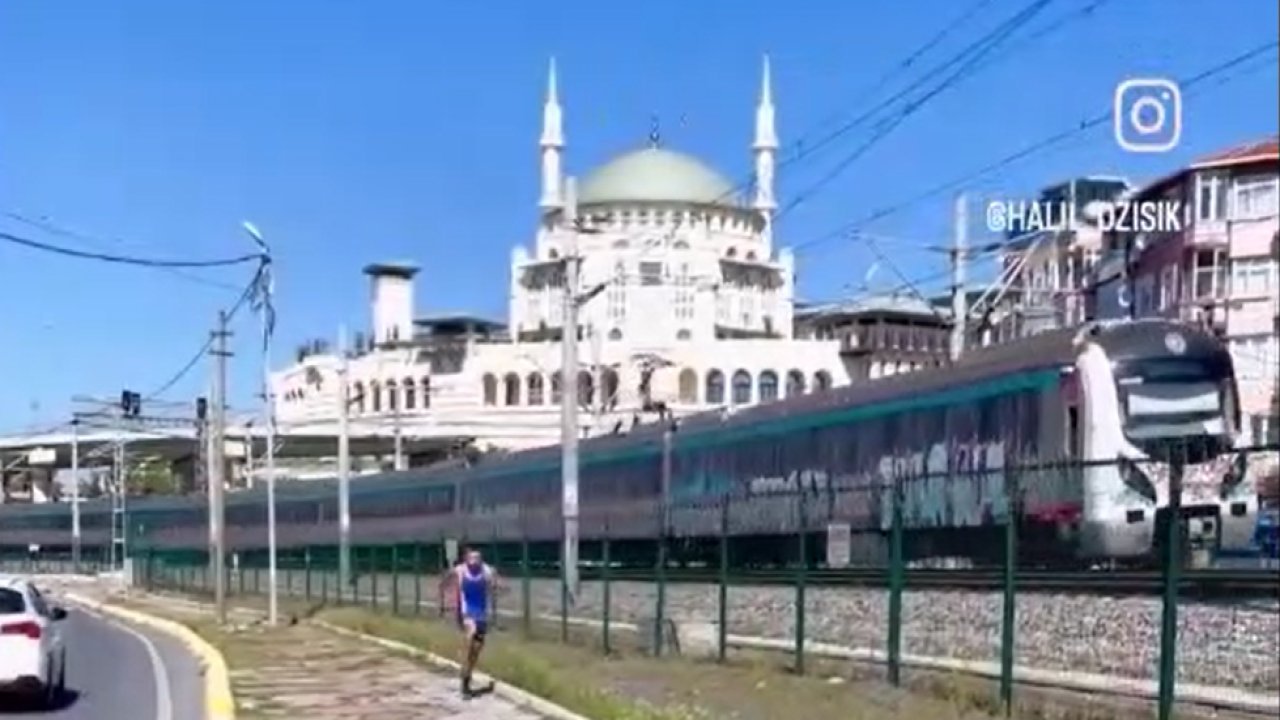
[55,579,546,720]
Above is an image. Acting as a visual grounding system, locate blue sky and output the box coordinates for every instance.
[1,0,1277,432]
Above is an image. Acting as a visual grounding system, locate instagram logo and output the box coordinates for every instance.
[1114,78,1182,153]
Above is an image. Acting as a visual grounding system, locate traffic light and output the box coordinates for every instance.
[120,390,141,418]
[196,396,208,421]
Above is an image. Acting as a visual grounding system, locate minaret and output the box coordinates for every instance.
[539,58,564,212]
[752,55,778,220]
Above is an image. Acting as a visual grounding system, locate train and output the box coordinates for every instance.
[0,319,1266,569]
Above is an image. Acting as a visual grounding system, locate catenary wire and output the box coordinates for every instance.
[792,39,1280,257]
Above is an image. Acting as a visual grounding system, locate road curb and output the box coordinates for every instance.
[66,593,236,720]
[312,619,592,720]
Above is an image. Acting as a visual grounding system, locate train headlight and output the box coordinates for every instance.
[1116,456,1157,502]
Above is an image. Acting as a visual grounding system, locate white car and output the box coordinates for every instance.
[0,575,68,707]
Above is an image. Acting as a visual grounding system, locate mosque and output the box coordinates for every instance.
[270,58,849,455]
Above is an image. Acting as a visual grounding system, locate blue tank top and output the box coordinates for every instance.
[457,564,489,617]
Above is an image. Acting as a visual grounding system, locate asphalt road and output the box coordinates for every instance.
[0,604,204,719]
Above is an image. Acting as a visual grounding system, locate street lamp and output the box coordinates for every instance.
[244,220,279,627]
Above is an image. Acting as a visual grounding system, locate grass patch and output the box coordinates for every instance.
[315,605,1011,720]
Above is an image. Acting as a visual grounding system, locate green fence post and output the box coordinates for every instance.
[718,495,730,663]
[655,509,668,658]
[1157,455,1186,720]
[370,548,379,610]
[602,516,612,655]
[795,490,808,675]
[392,545,401,615]
[999,466,1020,717]
[887,474,904,687]
[321,549,330,604]
[413,543,423,615]
[486,534,498,624]
[521,532,532,637]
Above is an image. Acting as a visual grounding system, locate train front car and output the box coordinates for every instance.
[1075,320,1256,566]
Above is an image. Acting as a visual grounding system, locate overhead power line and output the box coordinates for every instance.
[144,267,264,401]
[794,38,1280,256]
[0,230,260,268]
[3,211,243,291]
[778,0,1057,219]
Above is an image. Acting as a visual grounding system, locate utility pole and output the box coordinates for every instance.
[209,310,231,625]
[950,193,968,362]
[262,309,279,628]
[561,176,582,602]
[70,418,81,573]
[337,324,352,592]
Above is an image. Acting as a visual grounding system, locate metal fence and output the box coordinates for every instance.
[3,446,1279,720]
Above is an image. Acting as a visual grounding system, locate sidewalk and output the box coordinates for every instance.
[88,587,548,720]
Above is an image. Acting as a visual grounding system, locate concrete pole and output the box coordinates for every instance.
[561,176,581,602]
[950,193,968,362]
[210,310,230,625]
[71,418,81,572]
[337,325,352,592]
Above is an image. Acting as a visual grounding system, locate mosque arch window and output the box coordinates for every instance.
[639,261,664,286]
[551,371,563,405]
[726,247,738,258]
[602,368,620,409]
[785,370,805,397]
[676,328,691,341]
[353,382,366,414]
[607,262,628,320]
[386,380,399,412]
[674,240,690,250]
[746,251,757,261]
[421,376,431,408]
[548,249,560,260]
[608,328,623,341]
[813,370,833,392]
[705,370,725,405]
[758,371,779,403]
[578,371,595,407]
[503,373,521,406]
[527,373,544,406]
[731,370,752,405]
[403,378,416,411]
[370,381,382,412]
[678,369,698,404]
[482,374,498,406]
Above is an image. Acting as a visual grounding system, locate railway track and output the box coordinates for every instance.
[543,566,1280,599]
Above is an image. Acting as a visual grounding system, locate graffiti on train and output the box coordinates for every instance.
[877,440,1009,530]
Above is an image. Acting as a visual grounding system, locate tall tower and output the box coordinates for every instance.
[539,58,565,212]
[364,262,419,346]
[753,55,779,230]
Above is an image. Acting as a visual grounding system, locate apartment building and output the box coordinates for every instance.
[1091,137,1280,445]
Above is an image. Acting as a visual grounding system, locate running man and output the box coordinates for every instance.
[439,547,498,697]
